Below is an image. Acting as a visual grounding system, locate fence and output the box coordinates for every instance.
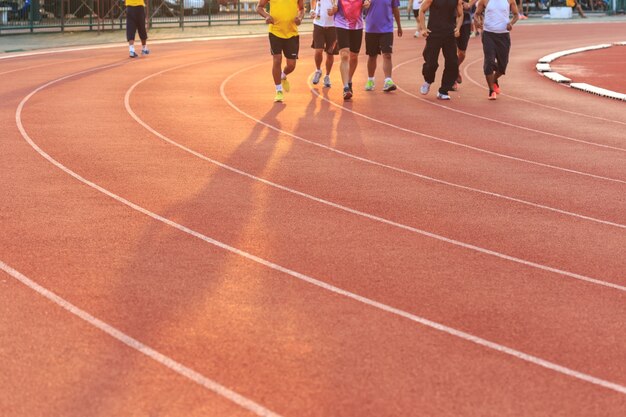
[0,0,272,34]
[0,0,622,35]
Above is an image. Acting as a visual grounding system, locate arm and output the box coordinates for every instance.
[257,0,273,24]
[295,0,305,24]
[393,6,403,37]
[455,0,463,37]
[328,0,338,16]
[310,0,317,18]
[418,0,433,37]
[473,0,485,30]
[508,0,519,30]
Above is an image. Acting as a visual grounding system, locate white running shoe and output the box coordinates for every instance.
[436,92,451,100]
[312,70,322,85]
[323,75,331,88]
[420,82,431,95]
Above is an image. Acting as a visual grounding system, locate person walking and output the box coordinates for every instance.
[418,0,464,100]
[473,0,519,100]
[335,0,370,100]
[407,0,422,38]
[454,0,478,89]
[310,0,339,88]
[364,0,403,92]
[257,0,305,102]
[125,0,149,58]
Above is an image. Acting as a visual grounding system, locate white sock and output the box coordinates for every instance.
[276,85,282,92]
[281,71,286,80]
[315,69,322,73]
[384,77,392,83]
[368,77,375,82]
[129,45,135,52]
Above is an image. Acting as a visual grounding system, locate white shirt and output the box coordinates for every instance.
[313,0,336,27]
[484,0,510,33]
[412,0,422,10]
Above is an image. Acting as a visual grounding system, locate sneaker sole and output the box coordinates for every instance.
[383,85,397,92]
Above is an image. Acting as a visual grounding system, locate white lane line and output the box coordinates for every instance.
[0,261,283,417]
[215,62,626,230]
[393,59,626,152]
[127,62,626,292]
[15,63,626,398]
[306,73,626,185]
[462,57,626,127]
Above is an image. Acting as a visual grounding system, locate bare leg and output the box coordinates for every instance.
[382,52,392,79]
[272,54,282,85]
[340,48,350,86]
[314,49,323,70]
[325,52,334,74]
[284,58,296,76]
[367,55,377,77]
[348,51,359,83]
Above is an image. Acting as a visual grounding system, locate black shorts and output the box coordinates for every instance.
[126,6,147,42]
[482,31,511,75]
[311,25,339,55]
[412,9,420,18]
[269,33,300,59]
[455,23,471,51]
[365,32,394,56]
[336,27,363,54]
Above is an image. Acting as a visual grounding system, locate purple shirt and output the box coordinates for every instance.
[335,0,364,30]
[365,0,400,33]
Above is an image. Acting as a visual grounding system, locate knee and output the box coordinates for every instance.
[285,61,296,72]
[340,50,350,61]
[382,53,392,59]
[458,50,466,60]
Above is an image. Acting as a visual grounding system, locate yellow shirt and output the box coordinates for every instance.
[269,0,299,39]
[125,0,145,6]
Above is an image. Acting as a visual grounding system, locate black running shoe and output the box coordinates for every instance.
[343,87,353,100]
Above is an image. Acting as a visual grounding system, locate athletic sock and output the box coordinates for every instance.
[281,71,286,80]
[384,77,392,83]
[129,45,135,53]
[276,85,283,92]
[368,77,375,81]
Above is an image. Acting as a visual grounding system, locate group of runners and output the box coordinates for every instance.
[121,0,519,102]
[256,0,520,102]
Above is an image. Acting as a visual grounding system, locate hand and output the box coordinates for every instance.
[328,6,337,15]
[420,28,431,38]
[295,16,302,25]
[463,2,470,9]
[265,15,274,24]
[454,27,460,38]
[506,22,513,31]
[310,11,316,18]
[397,27,403,37]
[363,0,371,9]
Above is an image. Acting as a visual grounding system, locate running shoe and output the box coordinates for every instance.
[456,73,462,84]
[348,82,353,93]
[142,48,150,55]
[414,31,420,38]
[437,92,451,100]
[274,90,284,102]
[420,82,431,95]
[493,81,501,94]
[323,75,331,88]
[312,70,322,85]
[365,79,375,91]
[488,91,497,100]
[129,51,138,58]
[281,77,290,92]
[343,86,353,100]
[383,79,397,92]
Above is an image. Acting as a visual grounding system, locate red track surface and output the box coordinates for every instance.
[1,22,625,417]
[550,44,626,94]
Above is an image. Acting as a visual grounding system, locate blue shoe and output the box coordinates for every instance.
[142,48,150,55]
[129,51,138,58]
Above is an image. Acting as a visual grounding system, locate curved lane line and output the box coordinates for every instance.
[462,57,626,126]
[127,61,626,290]
[306,72,626,185]
[0,260,283,417]
[393,58,626,152]
[15,64,626,397]
[214,63,624,229]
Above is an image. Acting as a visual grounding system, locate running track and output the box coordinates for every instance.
[1,22,625,417]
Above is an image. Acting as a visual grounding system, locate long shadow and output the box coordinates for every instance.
[61,103,327,415]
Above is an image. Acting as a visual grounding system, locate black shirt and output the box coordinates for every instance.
[427,0,458,36]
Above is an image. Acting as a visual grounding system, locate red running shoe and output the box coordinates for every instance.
[493,81,501,94]
[488,91,497,100]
